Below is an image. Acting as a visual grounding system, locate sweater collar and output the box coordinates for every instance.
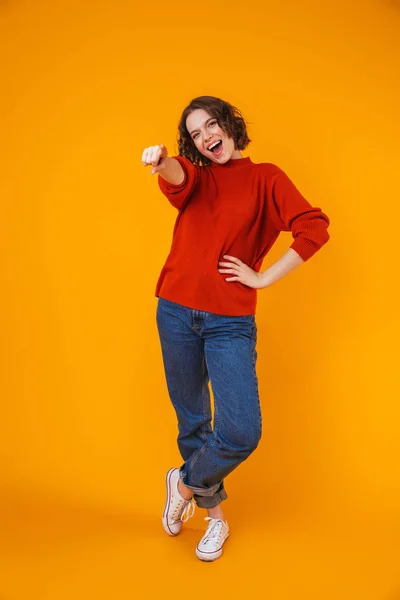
[209,156,252,169]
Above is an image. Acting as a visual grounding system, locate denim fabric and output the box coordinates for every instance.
[156,297,262,509]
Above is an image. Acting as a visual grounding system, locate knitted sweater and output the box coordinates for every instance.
[156,155,330,316]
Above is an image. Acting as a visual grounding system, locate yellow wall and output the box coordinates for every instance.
[1,0,399,529]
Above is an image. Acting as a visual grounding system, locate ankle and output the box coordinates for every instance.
[178,478,193,501]
[206,507,226,522]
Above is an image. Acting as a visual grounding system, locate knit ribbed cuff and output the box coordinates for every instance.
[290,238,320,262]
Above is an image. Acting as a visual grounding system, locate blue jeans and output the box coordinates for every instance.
[156,297,262,509]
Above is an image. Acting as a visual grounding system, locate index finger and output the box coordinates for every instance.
[223,255,241,264]
[141,148,149,165]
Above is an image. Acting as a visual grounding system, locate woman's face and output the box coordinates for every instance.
[186,108,242,163]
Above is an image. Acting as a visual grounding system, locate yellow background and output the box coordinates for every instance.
[1,0,399,598]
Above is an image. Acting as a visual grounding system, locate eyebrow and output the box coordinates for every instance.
[189,117,215,136]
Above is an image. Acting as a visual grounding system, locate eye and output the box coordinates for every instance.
[209,120,217,127]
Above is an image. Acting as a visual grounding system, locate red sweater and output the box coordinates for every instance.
[156,156,330,316]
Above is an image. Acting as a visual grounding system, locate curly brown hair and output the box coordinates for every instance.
[177,96,251,167]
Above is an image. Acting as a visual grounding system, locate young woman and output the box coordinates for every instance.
[141,96,330,562]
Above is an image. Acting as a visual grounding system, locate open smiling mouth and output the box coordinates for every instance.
[209,141,223,155]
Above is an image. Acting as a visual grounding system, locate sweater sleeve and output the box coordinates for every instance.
[157,155,200,211]
[269,167,330,261]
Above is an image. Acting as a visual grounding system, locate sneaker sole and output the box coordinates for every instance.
[196,535,230,562]
[162,468,180,537]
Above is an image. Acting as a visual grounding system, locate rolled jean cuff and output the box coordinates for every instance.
[179,468,228,508]
[193,487,228,508]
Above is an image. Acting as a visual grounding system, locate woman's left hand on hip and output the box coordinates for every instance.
[218,255,264,289]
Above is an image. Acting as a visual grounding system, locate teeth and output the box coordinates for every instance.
[209,141,220,150]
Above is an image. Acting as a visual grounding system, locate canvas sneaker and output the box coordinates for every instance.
[196,517,230,561]
[162,467,195,536]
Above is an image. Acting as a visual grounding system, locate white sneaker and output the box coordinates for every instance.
[196,517,230,562]
[162,468,195,536]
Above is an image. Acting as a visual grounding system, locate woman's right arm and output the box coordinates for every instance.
[141,144,184,185]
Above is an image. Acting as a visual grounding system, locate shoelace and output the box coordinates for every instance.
[201,517,224,545]
[181,498,196,522]
[171,497,196,523]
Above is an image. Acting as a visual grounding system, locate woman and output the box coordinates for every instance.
[141,96,330,562]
